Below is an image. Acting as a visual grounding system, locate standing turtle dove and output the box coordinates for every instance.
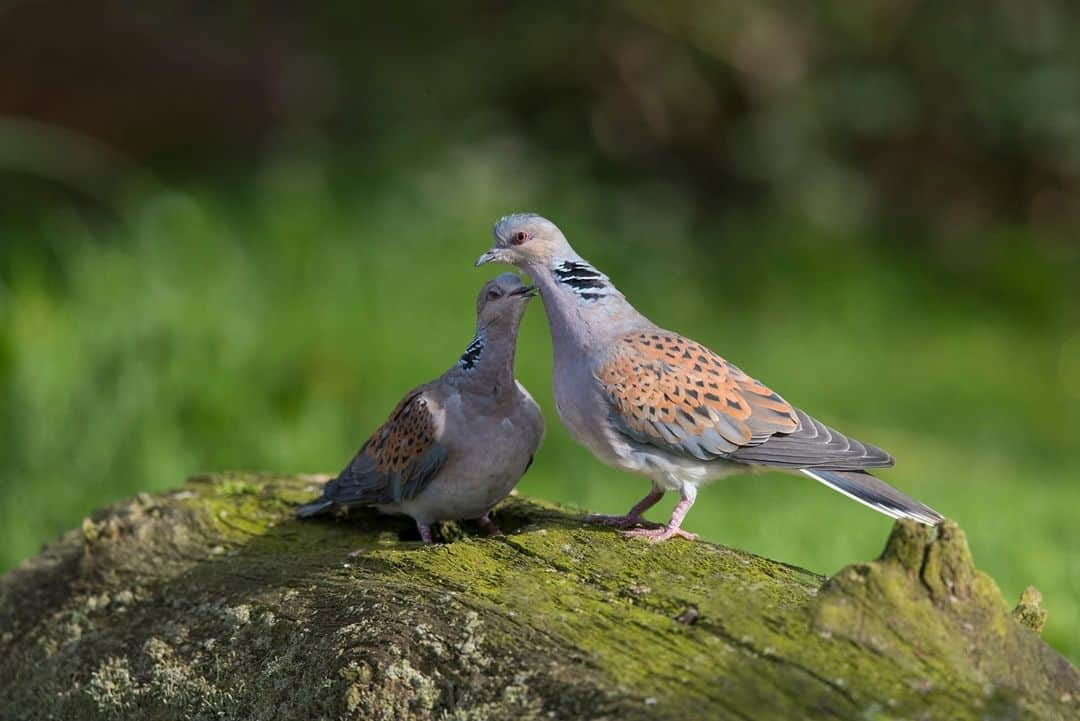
[297,273,545,543]
[477,214,942,541]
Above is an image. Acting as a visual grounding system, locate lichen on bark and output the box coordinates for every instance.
[0,473,1076,720]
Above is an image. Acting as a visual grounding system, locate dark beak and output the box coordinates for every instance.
[510,284,538,299]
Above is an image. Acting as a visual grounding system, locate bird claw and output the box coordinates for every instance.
[476,514,505,537]
[622,525,698,542]
[587,513,658,529]
[417,524,434,545]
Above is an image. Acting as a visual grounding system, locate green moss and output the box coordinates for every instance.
[1,474,1076,721]
[1013,586,1049,635]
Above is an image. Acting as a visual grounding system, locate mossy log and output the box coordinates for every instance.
[1,473,1076,721]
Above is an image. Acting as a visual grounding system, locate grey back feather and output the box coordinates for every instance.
[728,409,894,470]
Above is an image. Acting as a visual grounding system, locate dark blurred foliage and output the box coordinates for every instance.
[3,0,1080,234]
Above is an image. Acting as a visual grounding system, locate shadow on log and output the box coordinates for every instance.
[1,473,1076,720]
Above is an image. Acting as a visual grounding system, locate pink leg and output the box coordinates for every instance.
[476,512,504,537]
[417,523,434,544]
[624,487,698,542]
[588,487,665,529]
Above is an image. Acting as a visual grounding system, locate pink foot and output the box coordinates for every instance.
[586,489,665,530]
[623,525,698,542]
[587,513,659,530]
[476,512,504,537]
[417,523,434,544]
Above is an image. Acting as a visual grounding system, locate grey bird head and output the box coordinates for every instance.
[476,272,537,329]
[476,213,574,269]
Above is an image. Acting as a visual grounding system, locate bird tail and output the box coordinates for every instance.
[800,469,943,526]
[295,497,335,519]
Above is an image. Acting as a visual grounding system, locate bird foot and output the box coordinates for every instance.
[587,513,659,529]
[622,525,698,542]
[476,513,504,537]
[417,524,434,544]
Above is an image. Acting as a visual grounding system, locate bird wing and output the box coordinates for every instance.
[597,331,893,469]
[728,409,894,469]
[325,387,449,505]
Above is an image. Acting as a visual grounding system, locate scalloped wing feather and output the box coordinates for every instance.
[598,331,798,462]
[599,331,893,470]
[325,388,449,505]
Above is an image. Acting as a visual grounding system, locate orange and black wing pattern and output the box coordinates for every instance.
[325,389,449,505]
[598,331,893,469]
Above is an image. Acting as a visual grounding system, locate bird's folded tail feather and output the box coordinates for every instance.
[800,469,943,526]
[295,497,335,519]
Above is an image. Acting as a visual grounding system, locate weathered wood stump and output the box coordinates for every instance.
[1,473,1076,720]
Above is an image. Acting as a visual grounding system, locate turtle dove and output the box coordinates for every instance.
[297,273,545,543]
[476,214,942,541]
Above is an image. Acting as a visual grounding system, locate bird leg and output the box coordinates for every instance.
[417,523,434,544]
[624,487,698,542]
[588,487,665,529]
[476,512,504,537]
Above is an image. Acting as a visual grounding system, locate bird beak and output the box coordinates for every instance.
[510,284,538,299]
[475,248,501,267]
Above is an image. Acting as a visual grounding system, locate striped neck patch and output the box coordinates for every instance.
[553,260,611,301]
[458,331,485,370]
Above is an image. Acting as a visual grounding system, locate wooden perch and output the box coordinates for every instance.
[1,473,1076,720]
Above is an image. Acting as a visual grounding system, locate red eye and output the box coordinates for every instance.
[512,231,528,245]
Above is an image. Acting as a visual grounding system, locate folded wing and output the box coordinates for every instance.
[323,388,449,506]
[598,331,892,470]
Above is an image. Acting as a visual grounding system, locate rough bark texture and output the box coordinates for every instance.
[1,473,1076,721]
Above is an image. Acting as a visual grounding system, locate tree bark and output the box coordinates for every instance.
[1,473,1076,720]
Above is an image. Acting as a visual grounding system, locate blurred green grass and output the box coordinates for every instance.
[1,147,1077,664]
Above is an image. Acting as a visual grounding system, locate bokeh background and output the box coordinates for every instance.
[1,1,1078,662]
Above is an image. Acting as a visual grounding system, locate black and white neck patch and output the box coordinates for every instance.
[458,332,485,370]
[553,260,611,301]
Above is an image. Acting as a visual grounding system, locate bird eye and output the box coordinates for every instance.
[511,230,529,245]
[487,289,503,300]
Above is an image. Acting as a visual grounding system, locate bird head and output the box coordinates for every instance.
[476,272,537,329]
[476,213,573,269]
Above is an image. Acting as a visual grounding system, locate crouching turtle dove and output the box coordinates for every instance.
[297,273,545,543]
[477,214,942,542]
